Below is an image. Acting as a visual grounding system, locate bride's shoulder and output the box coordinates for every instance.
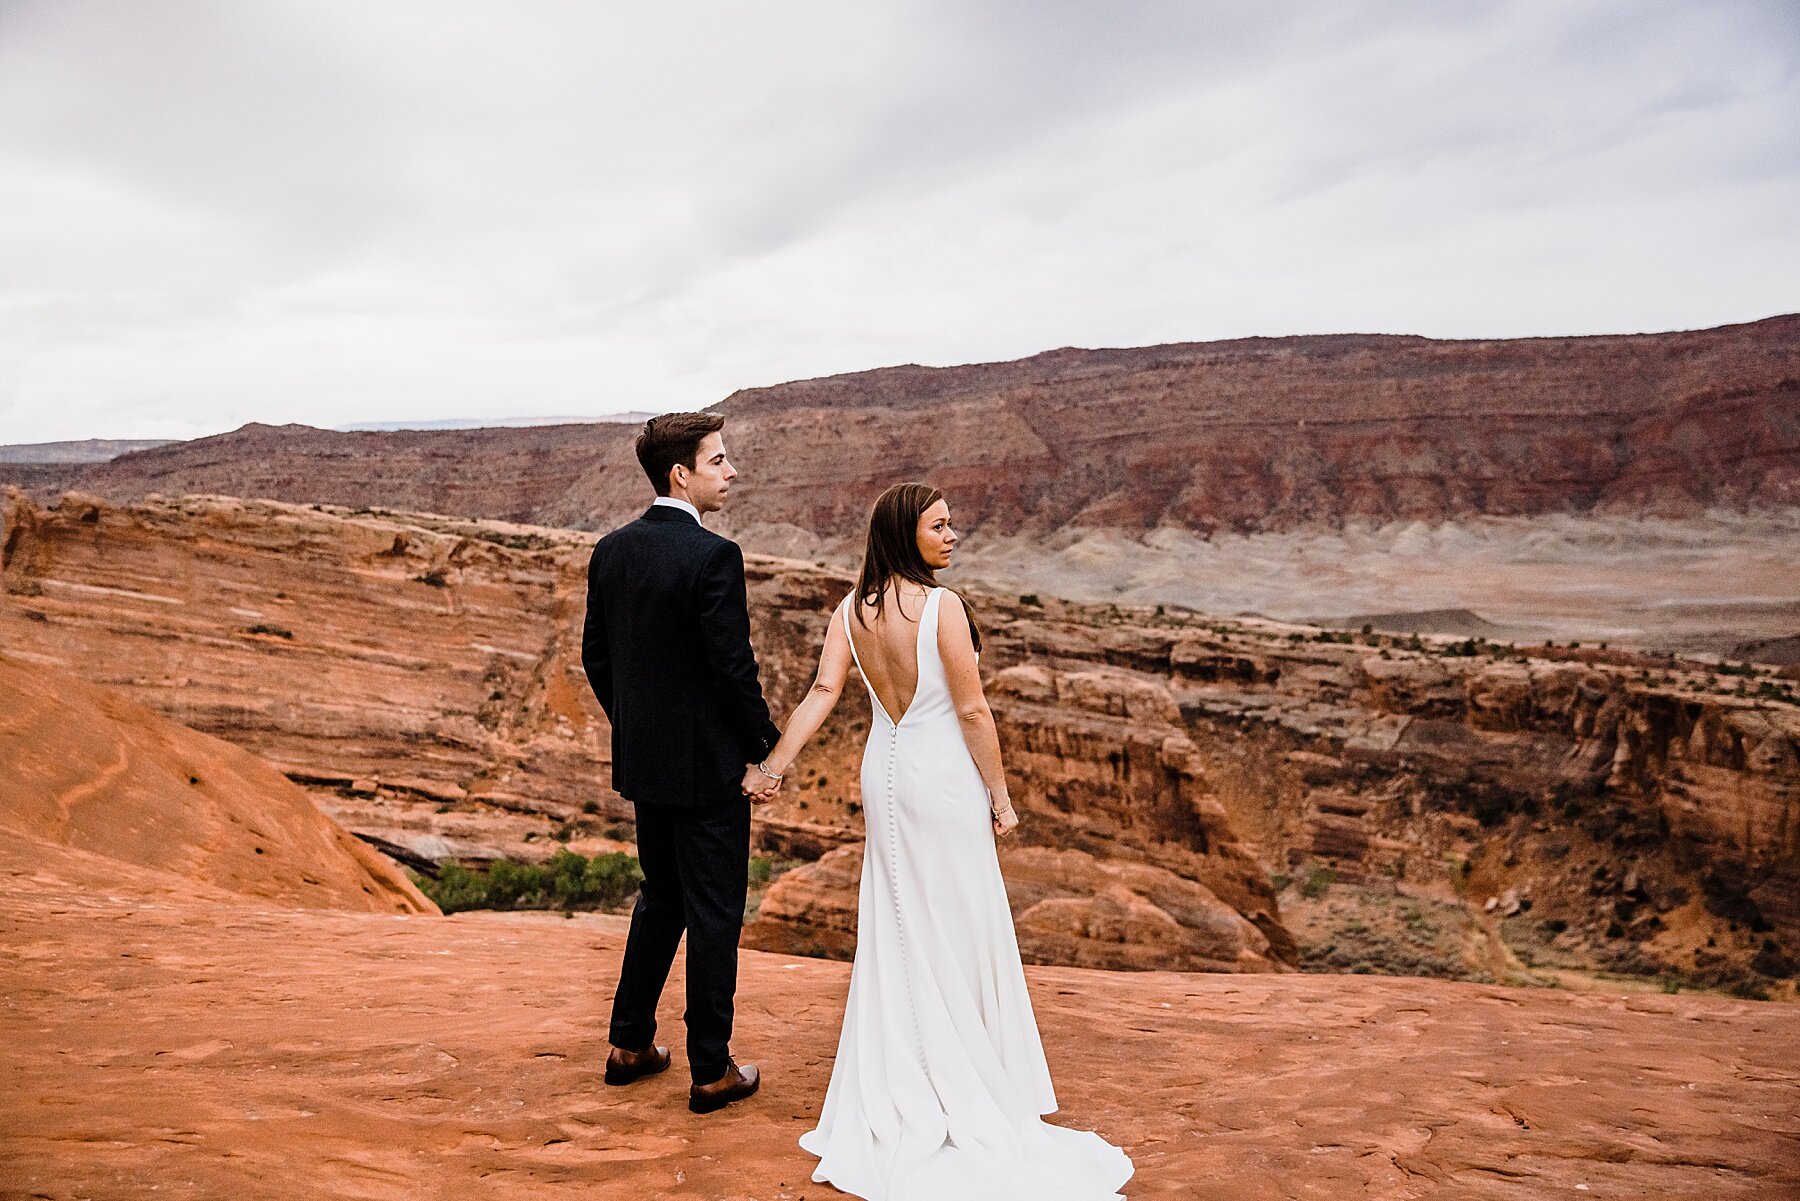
[934,587,969,626]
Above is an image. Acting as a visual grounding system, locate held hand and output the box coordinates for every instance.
[741,763,780,804]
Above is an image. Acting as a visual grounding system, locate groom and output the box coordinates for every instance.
[580,411,783,1114]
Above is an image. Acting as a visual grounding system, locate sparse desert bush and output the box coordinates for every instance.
[471,529,553,551]
[1301,864,1337,899]
[413,849,642,914]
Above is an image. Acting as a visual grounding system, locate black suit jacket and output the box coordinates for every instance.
[581,504,781,807]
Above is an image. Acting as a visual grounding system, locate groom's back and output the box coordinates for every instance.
[590,511,718,661]
[583,508,771,806]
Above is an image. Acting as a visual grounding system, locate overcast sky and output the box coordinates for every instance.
[1,1,1796,444]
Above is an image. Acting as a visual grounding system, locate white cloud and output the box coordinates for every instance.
[0,0,1795,442]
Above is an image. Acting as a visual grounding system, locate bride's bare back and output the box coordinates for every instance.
[846,584,931,725]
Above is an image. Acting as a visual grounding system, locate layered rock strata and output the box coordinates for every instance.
[5,488,1795,991]
[0,490,1288,973]
[59,315,1800,541]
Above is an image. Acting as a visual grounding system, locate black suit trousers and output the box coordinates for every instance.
[608,792,751,1083]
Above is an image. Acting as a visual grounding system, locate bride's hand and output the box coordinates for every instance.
[742,763,779,803]
[991,799,1019,837]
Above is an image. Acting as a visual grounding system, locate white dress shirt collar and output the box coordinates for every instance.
[652,496,701,523]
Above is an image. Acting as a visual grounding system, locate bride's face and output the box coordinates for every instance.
[915,499,957,570]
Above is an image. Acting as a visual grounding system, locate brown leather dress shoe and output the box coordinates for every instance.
[688,1060,760,1114]
[604,1043,671,1086]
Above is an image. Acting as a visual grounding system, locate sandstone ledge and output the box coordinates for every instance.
[4,835,1797,1201]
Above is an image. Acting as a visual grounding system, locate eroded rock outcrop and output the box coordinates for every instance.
[745,842,1280,974]
[0,652,433,914]
[0,490,1292,972]
[0,489,618,863]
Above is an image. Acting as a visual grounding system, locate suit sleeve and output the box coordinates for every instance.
[695,539,782,760]
[580,549,615,720]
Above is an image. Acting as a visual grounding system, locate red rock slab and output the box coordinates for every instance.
[0,651,432,915]
[3,835,1796,1201]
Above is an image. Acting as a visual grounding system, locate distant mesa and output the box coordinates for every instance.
[337,412,656,432]
[28,314,1798,542]
[5,315,1797,650]
[1316,608,1512,637]
[0,437,178,464]
[1731,633,1800,668]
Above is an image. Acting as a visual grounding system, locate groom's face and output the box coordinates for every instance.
[674,431,737,513]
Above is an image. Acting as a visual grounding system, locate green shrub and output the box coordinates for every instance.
[580,852,642,906]
[420,864,489,912]
[1300,864,1337,899]
[414,850,642,914]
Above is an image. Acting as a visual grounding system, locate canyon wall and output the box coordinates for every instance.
[5,488,1795,994]
[748,597,1799,995]
[0,489,1286,974]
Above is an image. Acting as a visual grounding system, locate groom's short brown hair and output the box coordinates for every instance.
[636,411,725,496]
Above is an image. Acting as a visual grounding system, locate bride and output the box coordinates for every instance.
[748,482,1134,1201]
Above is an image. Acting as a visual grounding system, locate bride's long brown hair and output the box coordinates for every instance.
[854,482,981,652]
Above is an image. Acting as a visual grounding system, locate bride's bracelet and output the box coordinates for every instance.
[757,760,784,784]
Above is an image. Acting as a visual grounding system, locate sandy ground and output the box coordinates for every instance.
[4,837,1797,1201]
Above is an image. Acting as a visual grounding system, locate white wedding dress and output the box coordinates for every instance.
[799,588,1133,1201]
